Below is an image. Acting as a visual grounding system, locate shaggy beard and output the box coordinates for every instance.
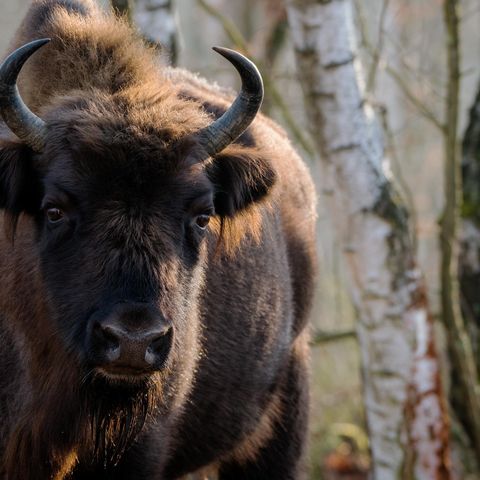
[81,374,159,468]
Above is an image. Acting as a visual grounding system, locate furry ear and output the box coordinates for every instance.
[205,145,276,254]
[0,140,41,238]
[206,145,276,217]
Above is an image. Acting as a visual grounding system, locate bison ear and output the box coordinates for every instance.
[206,145,276,217]
[0,141,41,236]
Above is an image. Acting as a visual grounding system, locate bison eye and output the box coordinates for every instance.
[195,214,210,230]
[46,207,65,224]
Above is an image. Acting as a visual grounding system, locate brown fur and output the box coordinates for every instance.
[0,1,317,479]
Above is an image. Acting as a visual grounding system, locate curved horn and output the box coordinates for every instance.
[0,39,50,152]
[198,47,264,157]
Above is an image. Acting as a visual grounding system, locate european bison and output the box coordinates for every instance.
[0,0,317,478]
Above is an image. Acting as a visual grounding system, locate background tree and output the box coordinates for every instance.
[285,0,451,478]
[112,0,177,64]
[458,78,480,468]
[462,82,480,376]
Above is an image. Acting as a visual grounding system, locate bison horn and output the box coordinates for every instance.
[0,39,50,152]
[198,47,264,157]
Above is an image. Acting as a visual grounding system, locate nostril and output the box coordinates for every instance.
[93,323,119,348]
[92,322,121,362]
[145,327,173,368]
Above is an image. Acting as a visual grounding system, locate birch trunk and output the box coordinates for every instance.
[132,0,177,64]
[285,1,451,478]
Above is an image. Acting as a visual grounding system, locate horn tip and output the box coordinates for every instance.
[23,38,51,54]
[32,38,52,48]
[211,46,237,58]
[212,46,226,55]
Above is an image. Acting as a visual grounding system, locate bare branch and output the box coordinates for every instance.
[368,0,390,93]
[312,329,357,345]
[197,0,248,51]
[355,0,445,132]
[384,63,446,132]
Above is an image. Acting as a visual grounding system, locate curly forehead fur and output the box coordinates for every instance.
[43,92,207,171]
[15,1,172,107]
[14,1,212,148]
[14,0,214,164]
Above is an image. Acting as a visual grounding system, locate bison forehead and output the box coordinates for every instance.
[36,92,215,210]
[42,140,212,205]
[41,88,211,155]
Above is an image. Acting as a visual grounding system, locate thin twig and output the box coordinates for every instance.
[366,0,390,93]
[384,64,446,132]
[197,0,248,51]
[311,329,357,345]
[384,33,446,101]
[355,0,445,132]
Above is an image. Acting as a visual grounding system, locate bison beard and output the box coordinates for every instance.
[84,376,157,468]
[0,0,317,478]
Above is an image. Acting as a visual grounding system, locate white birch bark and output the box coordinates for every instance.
[132,0,177,64]
[285,1,451,478]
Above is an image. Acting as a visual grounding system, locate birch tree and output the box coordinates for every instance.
[285,1,451,478]
[132,0,177,64]
[356,0,480,467]
[111,0,177,64]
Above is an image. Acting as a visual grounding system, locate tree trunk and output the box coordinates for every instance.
[442,0,480,464]
[132,0,178,65]
[285,1,451,478]
[461,81,480,375]
[458,79,480,465]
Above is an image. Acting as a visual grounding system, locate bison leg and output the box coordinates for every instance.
[218,345,309,480]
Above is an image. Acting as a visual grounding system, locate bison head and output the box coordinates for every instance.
[0,39,274,407]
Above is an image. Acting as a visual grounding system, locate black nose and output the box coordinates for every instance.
[88,303,173,375]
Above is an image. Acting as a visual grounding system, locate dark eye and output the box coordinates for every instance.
[46,207,65,224]
[195,214,210,230]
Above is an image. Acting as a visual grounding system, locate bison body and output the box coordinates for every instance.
[0,1,317,478]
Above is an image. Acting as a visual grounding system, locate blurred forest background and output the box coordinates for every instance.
[2,0,480,478]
